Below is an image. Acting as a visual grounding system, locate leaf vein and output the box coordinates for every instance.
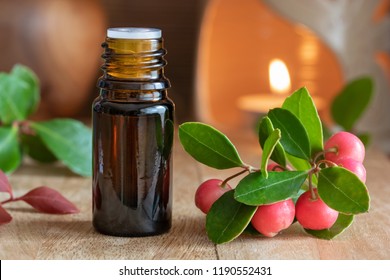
[321,174,366,211]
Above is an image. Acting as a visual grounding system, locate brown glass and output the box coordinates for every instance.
[92,36,174,237]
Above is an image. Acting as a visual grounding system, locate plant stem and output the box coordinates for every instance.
[308,172,317,200]
[1,198,15,205]
[317,159,338,168]
[221,169,249,187]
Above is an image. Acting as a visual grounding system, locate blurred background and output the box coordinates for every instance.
[1,0,389,152]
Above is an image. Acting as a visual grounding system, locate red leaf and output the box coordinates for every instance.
[16,186,79,214]
[0,170,13,197]
[0,204,12,225]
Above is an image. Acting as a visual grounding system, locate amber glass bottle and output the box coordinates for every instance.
[92,28,174,237]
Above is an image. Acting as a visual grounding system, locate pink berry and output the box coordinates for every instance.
[251,199,295,237]
[295,189,339,230]
[334,157,367,183]
[267,162,291,171]
[195,179,232,214]
[324,131,365,163]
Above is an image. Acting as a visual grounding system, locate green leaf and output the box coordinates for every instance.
[286,154,311,171]
[243,223,263,236]
[282,87,323,155]
[357,133,371,147]
[261,129,281,178]
[331,77,374,131]
[0,125,22,173]
[305,213,354,240]
[286,154,317,185]
[268,108,311,160]
[206,190,257,244]
[258,116,286,167]
[318,167,370,214]
[234,171,308,206]
[30,119,92,177]
[21,134,57,163]
[10,64,40,116]
[0,65,40,124]
[178,122,243,169]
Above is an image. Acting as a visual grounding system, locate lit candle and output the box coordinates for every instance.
[238,59,325,115]
[238,59,292,114]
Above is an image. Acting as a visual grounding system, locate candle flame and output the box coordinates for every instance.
[269,59,291,95]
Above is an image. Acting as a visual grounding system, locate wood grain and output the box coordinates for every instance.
[1,129,389,260]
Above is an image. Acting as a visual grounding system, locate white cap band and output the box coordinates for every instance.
[107,28,162,39]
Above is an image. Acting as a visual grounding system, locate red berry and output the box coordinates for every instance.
[251,199,295,237]
[334,157,367,183]
[267,162,291,171]
[295,189,339,230]
[195,179,232,214]
[324,131,365,163]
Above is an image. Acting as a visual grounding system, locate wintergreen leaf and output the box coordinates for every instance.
[318,167,370,214]
[286,154,317,185]
[30,119,92,177]
[258,116,286,167]
[234,171,308,206]
[21,134,57,163]
[206,190,257,244]
[286,154,311,171]
[178,122,244,169]
[282,87,323,155]
[305,213,354,240]
[331,77,374,131]
[268,108,311,160]
[357,133,371,147]
[0,125,22,173]
[243,223,263,236]
[261,129,281,178]
[0,65,39,124]
[10,64,40,116]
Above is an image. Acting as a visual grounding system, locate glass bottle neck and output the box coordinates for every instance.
[97,37,170,91]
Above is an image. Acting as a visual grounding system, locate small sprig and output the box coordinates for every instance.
[0,64,92,176]
[179,87,371,244]
[0,170,79,225]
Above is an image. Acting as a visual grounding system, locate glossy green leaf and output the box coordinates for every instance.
[331,77,374,131]
[0,126,22,173]
[21,134,57,163]
[305,213,354,240]
[206,190,257,244]
[318,167,370,214]
[0,65,39,124]
[268,108,311,160]
[178,122,243,169]
[286,154,311,171]
[243,223,263,236]
[234,171,308,206]
[286,154,317,185]
[30,119,92,177]
[261,129,281,178]
[258,116,286,167]
[282,87,323,155]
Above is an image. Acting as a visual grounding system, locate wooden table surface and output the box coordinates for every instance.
[1,128,390,260]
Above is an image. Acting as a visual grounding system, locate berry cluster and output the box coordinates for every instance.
[195,131,366,238]
[180,87,370,243]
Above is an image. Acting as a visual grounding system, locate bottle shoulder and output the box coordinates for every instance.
[93,97,174,116]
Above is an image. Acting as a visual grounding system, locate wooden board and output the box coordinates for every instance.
[1,130,389,259]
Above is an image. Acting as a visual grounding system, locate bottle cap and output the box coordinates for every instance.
[107,27,162,39]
